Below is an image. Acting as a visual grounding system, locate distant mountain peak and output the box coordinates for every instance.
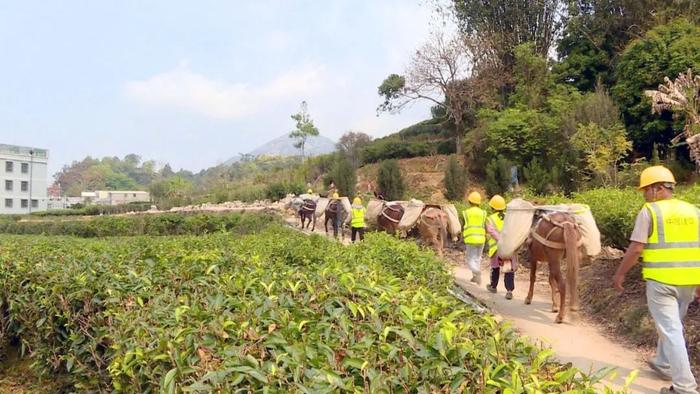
[224,134,335,165]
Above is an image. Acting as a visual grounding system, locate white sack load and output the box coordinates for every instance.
[289,197,304,213]
[498,199,536,258]
[535,204,601,257]
[440,204,462,240]
[499,200,602,258]
[365,199,385,225]
[314,198,330,218]
[340,197,352,224]
[398,198,425,231]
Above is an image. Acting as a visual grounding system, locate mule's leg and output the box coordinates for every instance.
[311,215,316,232]
[549,262,566,324]
[525,259,537,305]
[569,254,582,312]
[548,272,559,313]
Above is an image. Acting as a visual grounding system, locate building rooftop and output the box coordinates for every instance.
[0,144,49,159]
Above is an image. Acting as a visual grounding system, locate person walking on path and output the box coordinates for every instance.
[350,197,366,242]
[485,195,518,300]
[330,193,346,240]
[613,165,700,394]
[462,191,487,285]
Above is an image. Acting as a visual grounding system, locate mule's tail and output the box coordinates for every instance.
[562,222,580,309]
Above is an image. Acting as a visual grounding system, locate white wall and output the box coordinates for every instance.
[0,152,48,214]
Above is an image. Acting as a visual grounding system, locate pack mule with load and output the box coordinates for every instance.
[498,199,601,323]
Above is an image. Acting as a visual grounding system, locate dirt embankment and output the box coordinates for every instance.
[356,155,483,203]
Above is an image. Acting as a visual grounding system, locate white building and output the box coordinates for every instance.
[0,144,48,214]
[82,190,150,206]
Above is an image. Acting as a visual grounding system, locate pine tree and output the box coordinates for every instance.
[443,155,467,201]
[377,160,405,201]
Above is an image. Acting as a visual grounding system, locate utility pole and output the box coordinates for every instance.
[28,149,34,214]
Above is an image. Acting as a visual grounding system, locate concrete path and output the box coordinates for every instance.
[454,265,667,394]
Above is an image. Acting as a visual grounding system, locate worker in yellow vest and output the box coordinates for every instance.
[350,197,366,242]
[485,195,517,300]
[613,165,699,394]
[462,191,487,285]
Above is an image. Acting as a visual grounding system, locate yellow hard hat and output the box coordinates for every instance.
[489,195,506,211]
[468,191,481,205]
[638,165,676,189]
[353,197,362,205]
[332,192,340,199]
[307,189,313,194]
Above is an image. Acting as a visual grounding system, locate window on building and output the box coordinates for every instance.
[21,163,28,174]
[21,199,28,208]
[31,199,38,208]
[5,161,12,172]
[21,181,28,192]
[5,180,12,191]
[5,199,12,208]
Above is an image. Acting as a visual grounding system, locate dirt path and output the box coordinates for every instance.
[283,217,669,393]
[453,264,667,393]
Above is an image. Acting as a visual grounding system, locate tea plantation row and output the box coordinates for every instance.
[0,222,615,392]
[0,211,278,237]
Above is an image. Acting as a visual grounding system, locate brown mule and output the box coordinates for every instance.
[376,203,404,234]
[324,200,345,239]
[523,212,583,324]
[417,207,449,257]
[299,199,317,231]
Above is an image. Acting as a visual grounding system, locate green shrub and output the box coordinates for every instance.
[377,159,406,200]
[32,202,152,217]
[361,140,432,164]
[523,158,553,195]
[328,155,356,197]
[0,225,616,392]
[265,181,304,201]
[0,212,278,237]
[484,156,512,196]
[443,155,467,201]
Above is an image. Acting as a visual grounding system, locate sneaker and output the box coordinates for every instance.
[471,276,481,285]
[659,386,675,393]
[486,284,497,293]
[505,291,513,300]
[648,360,672,381]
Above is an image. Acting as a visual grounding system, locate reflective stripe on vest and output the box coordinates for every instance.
[462,207,486,245]
[641,199,700,286]
[487,213,504,257]
[351,207,366,228]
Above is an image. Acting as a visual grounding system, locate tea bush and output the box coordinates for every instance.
[31,202,153,217]
[0,212,278,237]
[0,224,616,392]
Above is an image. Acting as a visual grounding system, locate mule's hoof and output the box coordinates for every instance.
[570,305,580,312]
[551,307,559,313]
[524,298,532,305]
[555,316,564,324]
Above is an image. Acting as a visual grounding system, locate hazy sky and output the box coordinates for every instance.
[0,1,439,176]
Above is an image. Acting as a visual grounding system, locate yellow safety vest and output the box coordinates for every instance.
[487,213,504,257]
[462,206,486,245]
[641,199,700,286]
[351,207,366,228]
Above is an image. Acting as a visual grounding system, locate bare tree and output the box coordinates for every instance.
[378,31,478,154]
[336,131,372,168]
[645,69,700,171]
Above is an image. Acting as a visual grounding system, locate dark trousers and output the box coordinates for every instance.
[351,227,364,242]
[490,267,515,291]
